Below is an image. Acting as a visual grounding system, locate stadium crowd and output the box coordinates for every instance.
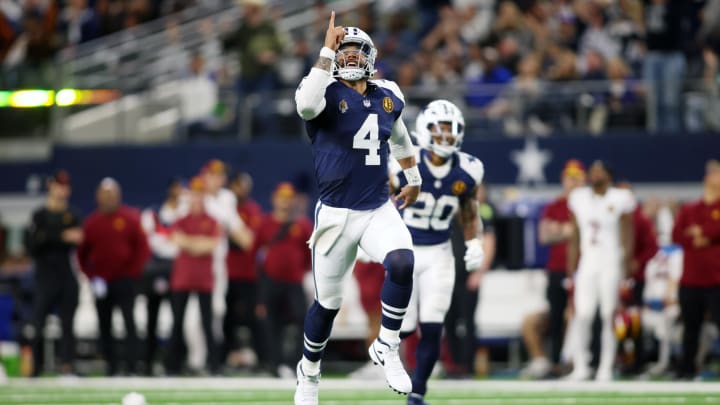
[4,0,720,137]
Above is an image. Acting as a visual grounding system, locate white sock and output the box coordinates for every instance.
[301,356,321,376]
[598,316,617,374]
[378,326,401,346]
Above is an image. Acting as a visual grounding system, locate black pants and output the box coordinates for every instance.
[546,271,568,365]
[95,277,138,375]
[31,272,78,376]
[142,260,172,374]
[259,276,306,369]
[679,286,720,376]
[444,222,477,374]
[166,291,218,374]
[223,280,265,363]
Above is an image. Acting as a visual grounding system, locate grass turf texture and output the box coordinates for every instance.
[0,378,718,405]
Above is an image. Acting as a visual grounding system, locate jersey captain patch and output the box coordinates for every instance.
[383,97,393,113]
[452,180,467,196]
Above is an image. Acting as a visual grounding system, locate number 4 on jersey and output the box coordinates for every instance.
[353,114,381,166]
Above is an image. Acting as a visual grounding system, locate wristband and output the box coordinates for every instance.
[320,47,336,60]
[404,166,422,187]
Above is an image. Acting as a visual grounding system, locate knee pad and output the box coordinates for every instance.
[383,249,414,285]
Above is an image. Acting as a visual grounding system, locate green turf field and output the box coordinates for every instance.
[0,378,719,405]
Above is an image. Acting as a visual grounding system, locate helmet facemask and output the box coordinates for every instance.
[427,121,464,158]
[333,30,377,81]
[415,100,466,159]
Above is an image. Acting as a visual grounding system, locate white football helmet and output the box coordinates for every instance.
[333,27,377,81]
[415,100,465,158]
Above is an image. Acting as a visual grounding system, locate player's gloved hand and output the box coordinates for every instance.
[562,276,574,298]
[464,238,484,272]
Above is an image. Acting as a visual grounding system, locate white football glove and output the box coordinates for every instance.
[464,238,484,272]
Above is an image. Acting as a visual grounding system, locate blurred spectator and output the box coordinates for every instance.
[465,47,513,109]
[139,178,183,375]
[520,159,585,379]
[642,0,689,133]
[672,160,720,379]
[222,0,284,136]
[417,0,451,39]
[223,172,265,370]
[454,0,495,45]
[166,176,222,375]
[183,160,252,372]
[25,170,83,377]
[486,53,549,136]
[256,182,312,377]
[178,52,219,139]
[0,214,6,263]
[445,182,496,376]
[77,177,150,375]
[57,0,100,47]
[616,180,659,375]
[577,3,620,62]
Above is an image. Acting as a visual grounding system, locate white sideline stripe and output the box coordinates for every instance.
[2,399,719,405]
[4,378,720,393]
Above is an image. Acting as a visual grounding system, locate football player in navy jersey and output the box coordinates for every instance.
[293,12,422,405]
[393,100,485,405]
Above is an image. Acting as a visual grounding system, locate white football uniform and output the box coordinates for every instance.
[396,150,484,332]
[568,186,635,379]
[310,199,413,310]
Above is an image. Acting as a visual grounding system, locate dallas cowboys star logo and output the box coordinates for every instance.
[511,138,552,185]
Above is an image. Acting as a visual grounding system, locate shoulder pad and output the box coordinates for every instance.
[457,152,484,185]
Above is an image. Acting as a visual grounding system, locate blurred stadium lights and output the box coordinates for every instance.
[0,89,121,108]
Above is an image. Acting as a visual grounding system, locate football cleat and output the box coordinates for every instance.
[368,337,412,394]
[294,361,320,405]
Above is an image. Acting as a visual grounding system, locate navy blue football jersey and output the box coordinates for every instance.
[304,79,405,210]
[397,149,485,245]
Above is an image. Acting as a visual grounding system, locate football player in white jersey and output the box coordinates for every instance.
[566,160,635,381]
[393,100,484,404]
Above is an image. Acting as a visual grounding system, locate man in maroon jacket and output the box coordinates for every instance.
[672,160,720,378]
[224,172,265,368]
[256,182,313,376]
[77,178,150,375]
[166,176,222,375]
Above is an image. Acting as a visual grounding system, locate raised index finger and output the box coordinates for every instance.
[328,11,335,29]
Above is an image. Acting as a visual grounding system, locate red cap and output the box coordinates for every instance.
[189,176,206,192]
[273,182,296,198]
[202,159,226,175]
[562,159,586,179]
[50,170,71,186]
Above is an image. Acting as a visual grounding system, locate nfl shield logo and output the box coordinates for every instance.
[363,99,371,108]
[339,99,348,113]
